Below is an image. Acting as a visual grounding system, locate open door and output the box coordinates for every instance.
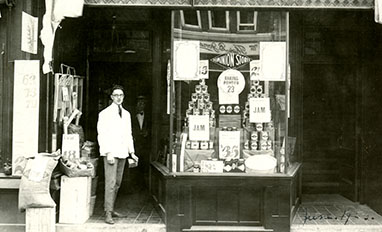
[302,63,358,199]
[337,65,358,202]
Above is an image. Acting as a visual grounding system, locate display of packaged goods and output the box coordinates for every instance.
[251,131,258,141]
[191,141,199,150]
[255,123,263,131]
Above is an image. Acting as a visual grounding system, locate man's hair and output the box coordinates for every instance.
[111,85,124,94]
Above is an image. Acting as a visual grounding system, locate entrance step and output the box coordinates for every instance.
[0,223,166,232]
[57,223,166,232]
[183,226,273,232]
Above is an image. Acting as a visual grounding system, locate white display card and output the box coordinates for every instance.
[189,115,210,141]
[249,97,272,123]
[219,130,241,160]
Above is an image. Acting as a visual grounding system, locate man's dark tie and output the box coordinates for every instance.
[118,105,122,118]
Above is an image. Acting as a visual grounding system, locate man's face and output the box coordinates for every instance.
[137,99,145,112]
[111,89,124,105]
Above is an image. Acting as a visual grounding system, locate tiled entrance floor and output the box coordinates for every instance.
[88,189,163,224]
[56,189,166,232]
[292,194,382,232]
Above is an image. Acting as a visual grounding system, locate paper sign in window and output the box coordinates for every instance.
[188,115,210,141]
[219,130,241,160]
[249,98,271,123]
[173,40,200,81]
[260,42,286,81]
[217,69,245,104]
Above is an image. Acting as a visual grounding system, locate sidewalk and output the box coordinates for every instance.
[291,194,382,232]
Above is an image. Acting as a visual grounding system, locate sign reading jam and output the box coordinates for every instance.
[211,52,251,69]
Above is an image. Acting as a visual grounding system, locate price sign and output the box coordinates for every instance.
[250,60,261,80]
[62,134,80,161]
[12,60,40,175]
[219,130,241,160]
[200,160,224,173]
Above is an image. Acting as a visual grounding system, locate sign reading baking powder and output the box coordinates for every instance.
[188,115,210,141]
[217,69,245,104]
[249,98,271,123]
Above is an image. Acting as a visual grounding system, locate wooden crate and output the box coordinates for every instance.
[26,207,55,232]
[59,176,91,224]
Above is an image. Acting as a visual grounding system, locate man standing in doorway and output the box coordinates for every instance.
[132,95,151,190]
[97,85,138,224]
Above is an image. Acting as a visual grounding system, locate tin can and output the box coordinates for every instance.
[251,141,258,150]
[226,105,233,114]
[200,141,209,150]
[209,141,214,149]
[253,80,260,86]
[245,102,250,110]
[202,109,210,115]
[193,109,200,115]
[219,105,226,114]
[195,85,201,93]
[191,141,199,150]
[201,85,208,94]
[222,127,228,131]
[210,110,215,118]
[191,93,198,102]
[251,131,258,141]
[185,140,191,149]
[265,122,274,130]
[193,164,200,172]
[260,140,267,150]
[188,101,195,109]
[244,140,249,150]
[206,102,213,110]
[260,131,269,140]
[227,127,233,131]
[256,86,263,94]
[186,109,192,116]
[255,123,263,131]
[198,101,205,109]
[232,127,237,131]
[203,93,210,102]
[250,86,256,94]
[234,105,240,114]
[209,119,214,127]
[198,94,203,101]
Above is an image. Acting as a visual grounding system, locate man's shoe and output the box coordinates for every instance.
[105,211,114,224]
[112,211,127,218]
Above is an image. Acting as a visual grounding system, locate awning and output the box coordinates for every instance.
[84,0,373,9]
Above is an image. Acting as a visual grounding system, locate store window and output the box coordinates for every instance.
[237,11,257,32]
[208,10,229,31]
[180,10,202,29]
[169,10,293,175]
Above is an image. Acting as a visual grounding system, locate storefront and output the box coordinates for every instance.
[2,0,382,232]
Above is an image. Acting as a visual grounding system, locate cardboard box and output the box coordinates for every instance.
[26,207,55,232]
[59,176,91,224]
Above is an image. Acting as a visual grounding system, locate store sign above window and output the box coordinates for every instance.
[210,52,251,69]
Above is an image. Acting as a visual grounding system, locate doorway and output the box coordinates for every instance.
[87,61,153,193]
[302,63,357,201]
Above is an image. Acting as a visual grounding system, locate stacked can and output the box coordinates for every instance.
[185,80,216,150]
[219,104,241,115]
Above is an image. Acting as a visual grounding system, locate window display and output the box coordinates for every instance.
[169,10,292,174]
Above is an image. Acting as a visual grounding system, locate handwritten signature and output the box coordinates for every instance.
[302,207,375,225]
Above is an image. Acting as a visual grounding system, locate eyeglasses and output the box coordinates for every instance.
[112,94,124,97]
